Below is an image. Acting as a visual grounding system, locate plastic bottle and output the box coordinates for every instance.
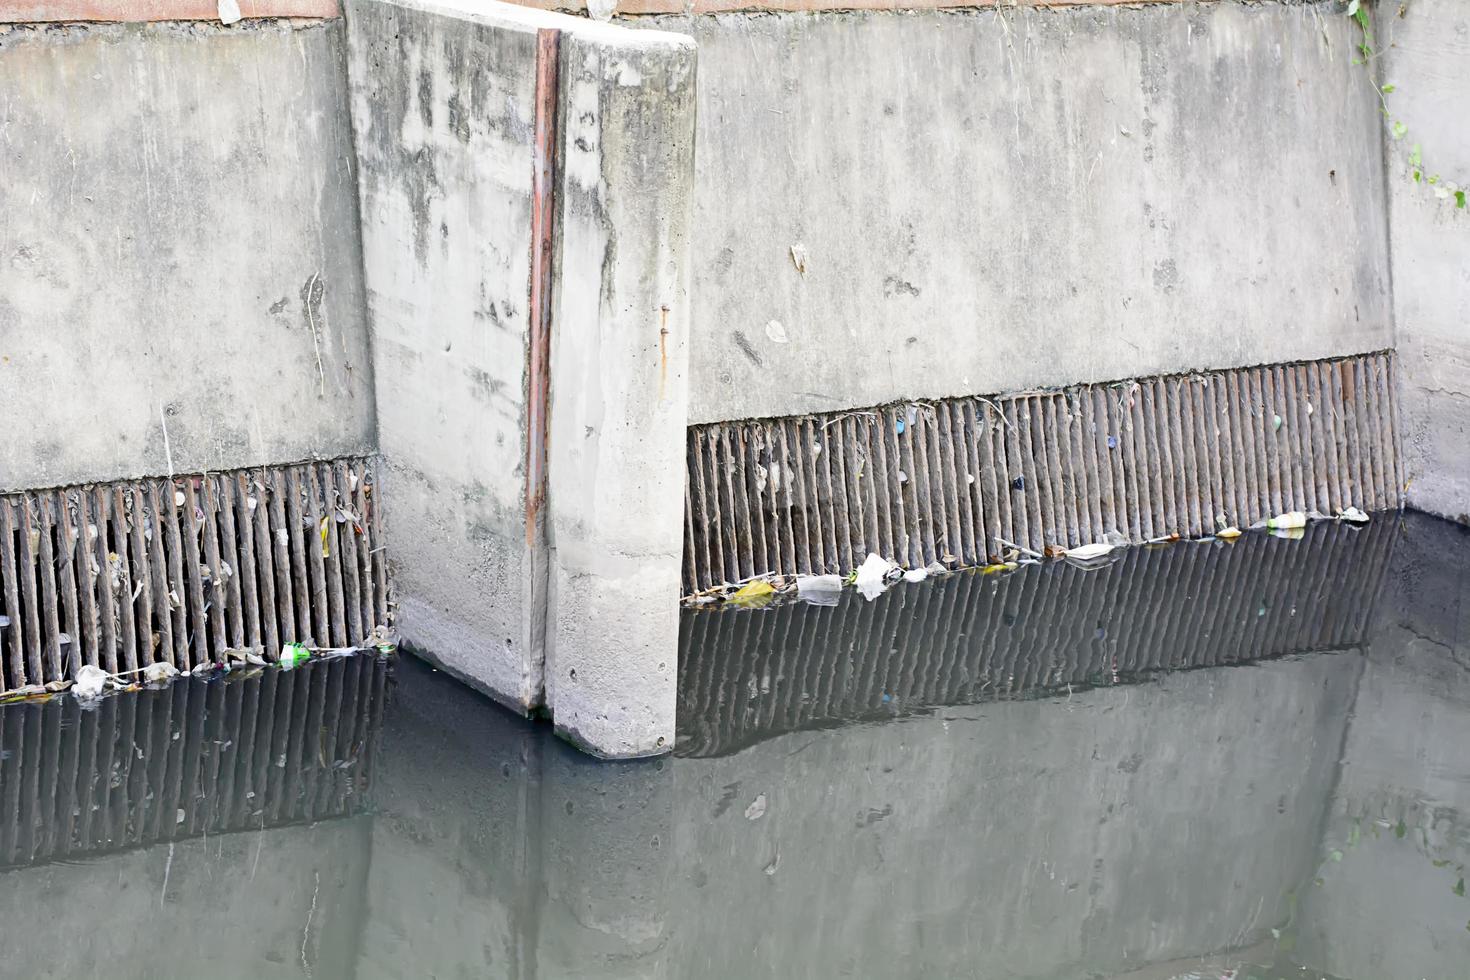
[280,642,311,669]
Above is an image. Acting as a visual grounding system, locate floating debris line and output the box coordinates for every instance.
[683,507,1378,609]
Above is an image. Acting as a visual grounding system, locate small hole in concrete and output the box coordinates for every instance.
[569,669,576,680]
[656,736,665,747]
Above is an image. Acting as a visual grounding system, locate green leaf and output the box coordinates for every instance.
[1382,83,1396,94]
[1395,820,1407,839]
[1414,170,1423,183]
[1393,121,1409,139]
[1455,877,1466,897]
[1457,190,1467,210]
[1410,145,1422,167]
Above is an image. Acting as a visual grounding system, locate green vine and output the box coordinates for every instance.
[1349,0,1467,210]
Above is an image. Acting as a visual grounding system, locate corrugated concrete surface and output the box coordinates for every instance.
[0,459,387,693]
[685,352,1400,592]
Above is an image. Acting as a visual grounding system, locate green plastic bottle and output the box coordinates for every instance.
[280,642,311,669]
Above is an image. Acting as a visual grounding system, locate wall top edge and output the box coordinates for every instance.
[503,0,1269,17]
[0,1,339,23]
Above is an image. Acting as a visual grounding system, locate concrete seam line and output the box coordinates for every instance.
[0,1,340,22]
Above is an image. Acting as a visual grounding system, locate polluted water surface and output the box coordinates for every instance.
[1,512,1469,979]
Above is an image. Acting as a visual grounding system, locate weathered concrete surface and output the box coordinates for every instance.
[641,3,1393,424]
[347,0,549,712]
[348,0,696,755]
[0,20,375,492]
[1382,0,1470,523]
[545,28,696,758]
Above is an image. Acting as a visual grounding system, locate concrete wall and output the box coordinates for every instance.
[640,2,1393,424]
[0,18,375,492]
[1383,0,1470,523]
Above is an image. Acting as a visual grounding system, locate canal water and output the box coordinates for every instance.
[1,512,1468,979]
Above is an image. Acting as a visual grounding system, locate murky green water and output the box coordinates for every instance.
[2,512,1468,979]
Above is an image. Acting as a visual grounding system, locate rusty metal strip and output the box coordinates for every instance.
[525,27,561,547]
[683,352,1403,593]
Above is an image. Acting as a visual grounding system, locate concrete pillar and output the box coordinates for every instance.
[345,0,695,757]
[544,30,696,758]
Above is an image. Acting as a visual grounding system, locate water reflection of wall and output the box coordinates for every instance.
[679,520,1393,757]
[666,657,1356,979]
[0,819,372,979]
[1293,517,1470,980]
[0,654,386,978]
[357,660,675,980]
[355,653,1356,979]
[8,516,1470,979]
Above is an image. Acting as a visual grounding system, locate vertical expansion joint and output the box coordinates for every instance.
[526,27,561,547]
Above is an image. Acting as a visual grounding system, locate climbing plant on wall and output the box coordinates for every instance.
[1350,0,1466,210]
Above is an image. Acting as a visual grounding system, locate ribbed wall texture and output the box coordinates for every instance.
[677,517,1395,757]
[683,352,1401,593]
[0,458,388,694]
[0,653,386,869]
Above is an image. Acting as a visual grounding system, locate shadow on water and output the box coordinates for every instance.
[1,514,1469,980]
